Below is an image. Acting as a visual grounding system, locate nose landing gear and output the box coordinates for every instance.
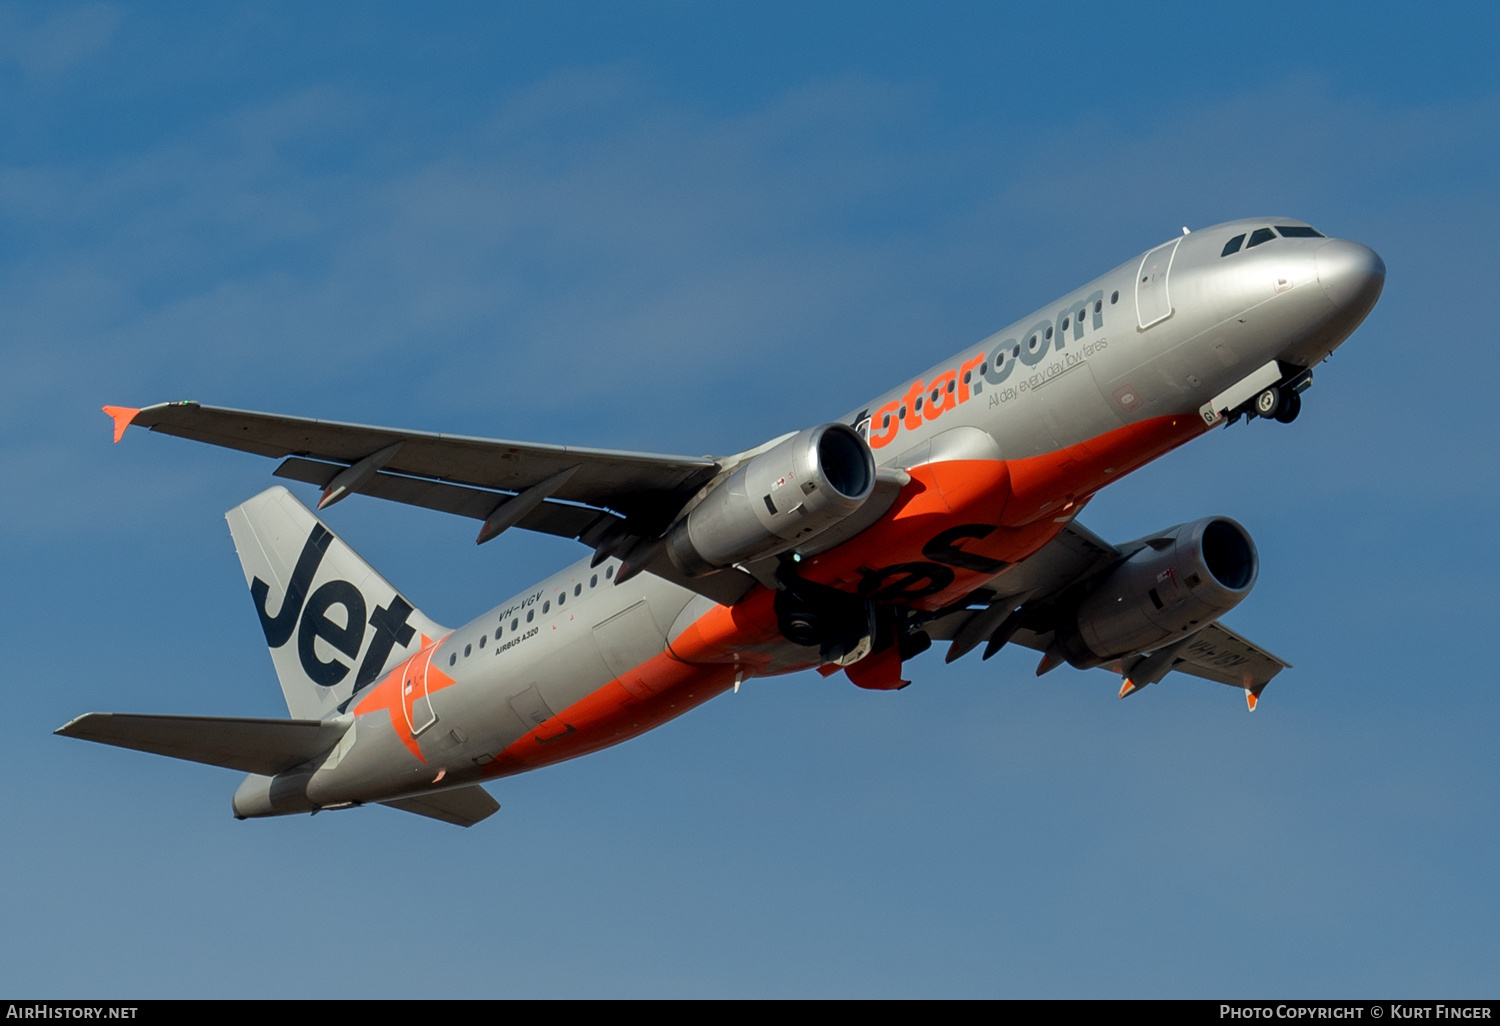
[1248,368,1311,425]
[1254,386,1302,423]
[1273,388,1301,423]
[1254,386,1281,418]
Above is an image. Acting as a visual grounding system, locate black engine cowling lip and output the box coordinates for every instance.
[812,422,876,501]
[1197,517,1257,592]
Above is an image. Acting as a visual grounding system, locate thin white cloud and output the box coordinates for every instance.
[0,2,122,79]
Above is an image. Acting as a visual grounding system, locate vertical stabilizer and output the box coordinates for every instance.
[226,486,448,720]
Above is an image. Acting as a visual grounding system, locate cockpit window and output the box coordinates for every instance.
[1221,234,1246,257]
[1276,225,1325,238]
[1247,227,1277,248]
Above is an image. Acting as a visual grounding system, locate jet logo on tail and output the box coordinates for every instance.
[250,525,416,693]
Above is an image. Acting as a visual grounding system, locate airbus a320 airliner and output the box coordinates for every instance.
[59,218,1384,827]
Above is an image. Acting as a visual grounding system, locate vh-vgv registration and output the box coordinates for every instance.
[59,218,1384,827]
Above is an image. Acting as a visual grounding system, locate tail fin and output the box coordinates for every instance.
[226,486,448,719]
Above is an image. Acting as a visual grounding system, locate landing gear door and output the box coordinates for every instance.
[1136,239,1180,329]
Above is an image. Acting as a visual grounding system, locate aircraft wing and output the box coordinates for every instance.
[1116,620,1290,691]
[107,401,768,605]
[923,521,1289,699]
[114,401,719,521]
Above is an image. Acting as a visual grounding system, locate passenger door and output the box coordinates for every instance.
[1135,239,1180,329]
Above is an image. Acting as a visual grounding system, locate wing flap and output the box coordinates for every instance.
[273,457,614,540]
[380,785,500,827]
[55,712,347,776]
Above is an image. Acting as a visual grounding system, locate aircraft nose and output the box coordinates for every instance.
[1316,239,1385,313]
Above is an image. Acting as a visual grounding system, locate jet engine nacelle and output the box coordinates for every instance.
[667,423,876,574]
[1055,517,1258,668]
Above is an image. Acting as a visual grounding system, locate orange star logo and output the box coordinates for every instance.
[351,634,456,763]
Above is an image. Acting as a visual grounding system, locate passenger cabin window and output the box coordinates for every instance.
[1276,225,1325,238]
[1221,234,1246,256]
[1247,228,1277,248]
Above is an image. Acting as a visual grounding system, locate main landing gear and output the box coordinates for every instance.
[774,562,876,666]
[773,557,931,670]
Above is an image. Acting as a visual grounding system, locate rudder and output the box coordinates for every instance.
[226,486,448,719]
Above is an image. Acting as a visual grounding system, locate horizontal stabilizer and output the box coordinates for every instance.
[55,712,348,776]
[380,785,500,827]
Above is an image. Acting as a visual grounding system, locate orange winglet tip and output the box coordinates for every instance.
[1118,679,1140,699]
[1245,688,1260,712]
[102,405,140,443]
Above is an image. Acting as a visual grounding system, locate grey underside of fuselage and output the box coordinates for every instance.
[316,217,1380,805]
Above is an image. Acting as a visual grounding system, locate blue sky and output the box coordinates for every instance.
[3,1,1497,997]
